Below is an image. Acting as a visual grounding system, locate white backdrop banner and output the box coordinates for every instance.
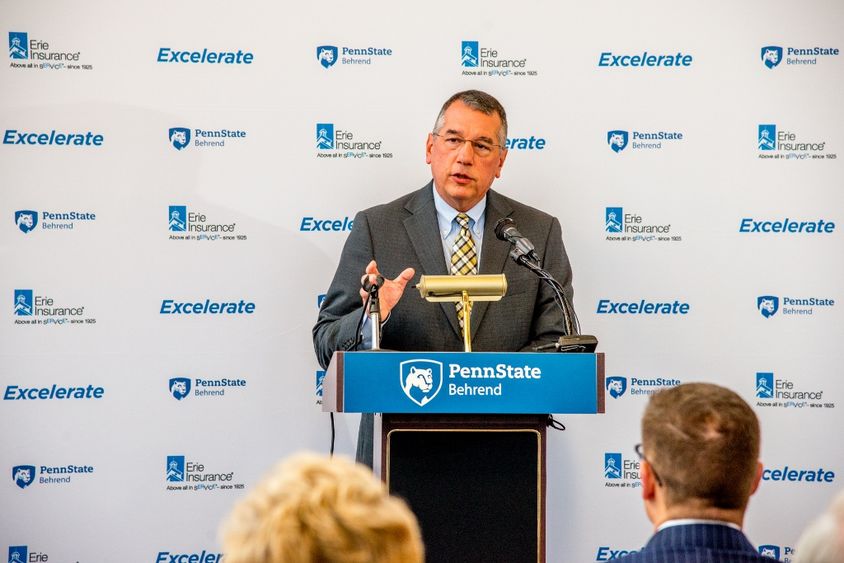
[1,1,842,561]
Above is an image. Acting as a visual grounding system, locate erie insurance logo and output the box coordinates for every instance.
[459,40,536,78]
[9,32,28,59]
[399,360,443,407]
[8,31,91,71]
[756,373,774,399]
[604,207,681,243]
[757,123,836,160]
[8,546,28,563]
[755,371,834,410]
[315,122,390,160]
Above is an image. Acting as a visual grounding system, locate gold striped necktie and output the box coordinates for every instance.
[450,213,478,328]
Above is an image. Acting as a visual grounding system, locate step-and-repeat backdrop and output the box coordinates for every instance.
[2,1,842,561]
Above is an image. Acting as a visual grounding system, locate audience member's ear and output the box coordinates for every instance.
[641,461,657,501]
[749,461,763,496]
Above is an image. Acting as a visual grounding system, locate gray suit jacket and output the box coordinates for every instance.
[313,181,574,368]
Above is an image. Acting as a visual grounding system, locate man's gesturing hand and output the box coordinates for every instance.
[359,260,415,319]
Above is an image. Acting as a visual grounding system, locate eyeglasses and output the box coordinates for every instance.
[432,133,503,157]
[634,443,663,486]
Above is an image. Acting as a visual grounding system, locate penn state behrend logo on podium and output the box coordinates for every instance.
[399,359,443,407]
[12,465,35,489]
[761,46,783,69]
[606,376,627,398]
[757,295,779,318]
[758,545,780,559]
[317,45,338,69]
[14,210,38,234]
[607,130,628,153]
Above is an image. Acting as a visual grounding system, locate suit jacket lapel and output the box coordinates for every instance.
[403,183,462,338]
[471,190,513,339]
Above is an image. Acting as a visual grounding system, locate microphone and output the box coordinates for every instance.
[494,217,539,264]
[362,275,385,293]
[495,217,598,351]
[361,273,384,350]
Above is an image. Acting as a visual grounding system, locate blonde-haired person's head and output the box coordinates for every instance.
[221,452,424,563]
[794,489,844,563]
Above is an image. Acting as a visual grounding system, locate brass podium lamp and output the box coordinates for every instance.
[416,274,507,352]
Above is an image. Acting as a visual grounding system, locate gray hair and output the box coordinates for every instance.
[432,90,508,146]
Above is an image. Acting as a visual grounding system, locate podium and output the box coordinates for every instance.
[323,351,605,563]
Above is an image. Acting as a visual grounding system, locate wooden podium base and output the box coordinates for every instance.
[382,414,547,563]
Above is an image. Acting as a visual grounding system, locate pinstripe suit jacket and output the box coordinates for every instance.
[615,523,773,563]
[312,182,574,368]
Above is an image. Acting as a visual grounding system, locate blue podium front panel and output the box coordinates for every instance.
[338,351,602,414]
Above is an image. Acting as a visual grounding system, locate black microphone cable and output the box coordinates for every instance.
[329,274,383,456]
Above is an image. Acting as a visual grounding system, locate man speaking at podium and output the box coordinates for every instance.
[313,90,575,465]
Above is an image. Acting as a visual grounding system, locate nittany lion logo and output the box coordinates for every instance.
[12,465,35,489]
[761,46,783,69]
[606,376,627,399]
[757,295,779,318]
[14,210,38,234]
[399,360,443,407]
[169,377,191,400]
[8,546,28,563]
[316,45,338,69]
[758,545,780,559]
[607,130,628,153]
[168,127,191,151]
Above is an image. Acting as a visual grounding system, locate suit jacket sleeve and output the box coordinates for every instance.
[312,211,373,369]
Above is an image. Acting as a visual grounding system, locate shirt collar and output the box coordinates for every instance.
[432,184,486,239]
[657,519,742,532]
